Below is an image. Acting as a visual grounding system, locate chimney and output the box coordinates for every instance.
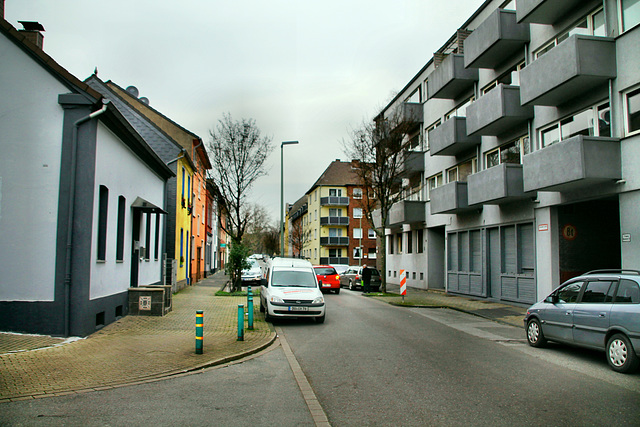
[18,21,45,50]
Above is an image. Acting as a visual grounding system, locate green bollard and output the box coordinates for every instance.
[237,304,244,341]
[248,293,254,330]
[195,310,204,354]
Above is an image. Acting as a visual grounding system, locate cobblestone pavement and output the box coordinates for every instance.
[0,275,528,403]
[0,272,275,402]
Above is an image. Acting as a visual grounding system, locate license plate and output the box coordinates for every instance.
[289,306,309,312]
[322,284,330,287]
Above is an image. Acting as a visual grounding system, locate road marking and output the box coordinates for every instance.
[276,327,331,427]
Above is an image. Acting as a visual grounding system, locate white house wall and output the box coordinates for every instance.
[0,34,67,301]
[90,122,165,299]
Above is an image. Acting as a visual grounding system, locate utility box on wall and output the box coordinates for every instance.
[128,287,166,316]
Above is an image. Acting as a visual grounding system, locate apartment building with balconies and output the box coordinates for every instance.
[287,160,377,267]
[378,0,640,304]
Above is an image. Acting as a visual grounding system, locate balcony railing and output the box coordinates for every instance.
[400,151,425,176]
[427,54,478,100]
[516,0,585,24]
[464,9,530,69]
[519,35,616,106]
[320,196,349,207]
[467,163,527,205]
[320,257,349,266]
[320,216,349,226]
[429,117,480,156]
[523,135,621,192]
[466,85,533,136]
[320,236,349,246]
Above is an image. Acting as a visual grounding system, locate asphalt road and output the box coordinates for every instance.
[1,289,639,426]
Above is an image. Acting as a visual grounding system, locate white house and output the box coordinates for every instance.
[0,18,173,336]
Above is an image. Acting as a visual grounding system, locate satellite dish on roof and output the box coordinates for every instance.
[126,86,139,97]
[139,97,150,105]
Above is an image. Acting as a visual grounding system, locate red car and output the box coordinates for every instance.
[314,265,341,294]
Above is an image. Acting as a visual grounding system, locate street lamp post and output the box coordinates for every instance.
[280,140,299,257]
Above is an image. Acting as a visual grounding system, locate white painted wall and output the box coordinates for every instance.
[0,35,67,301]
[90,122,165,299]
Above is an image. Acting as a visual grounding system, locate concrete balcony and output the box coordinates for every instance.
[466,85,533,136]
[516,0,585,24]
[387,200,426,227]
[320,237,349,246]
[464,9,530,69]
[467,163,527,205]
[320,196,349,207]
[400,151,425,176]
[399,102,423,132]
[430,182,470,214]
[427,54,478,100]
[519,35,616,106]
[523,135,621,192]
[320,216,349,226]
[429,117,480,156]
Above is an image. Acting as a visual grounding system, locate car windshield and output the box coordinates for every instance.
[315,268,336,275]
[272,270,317,288]
[365,268,380,276]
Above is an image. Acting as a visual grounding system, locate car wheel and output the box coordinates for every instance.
[315,314,325,324]
[607,333,640,373]
[526,318,547,348]
[349,280,354,290]
[259,298,265,313]
[335,288,340,295]
[264,305,271,322]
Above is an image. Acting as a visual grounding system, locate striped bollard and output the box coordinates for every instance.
[237,304,245,341]
[400,270,407,303]
[195,310,204,354]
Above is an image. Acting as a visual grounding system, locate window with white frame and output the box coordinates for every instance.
[447,158,477,183]
[427,172,443,200]
[329,188,342,197]
[368,229,376,239]
[368,247,377,259]
[353,247,362,259]
[620,0,640,32]
[625,86,640,135]
[485,136,530,168]
[329,208,342,217]
[540,101,610,148]
[329,248,341,258]
[329,228,342,237]
[404,174,424,202]
[482,61,525,94]
[354,228,363,239]
[353,188,363,199]
[445,96,475,120]
[425,120,441,151]
[535,8,605,58]
[353,208,363,218]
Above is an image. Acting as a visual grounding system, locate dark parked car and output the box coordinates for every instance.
[314,265,341,294]
[524,269,640,373]
[339,266,381,292]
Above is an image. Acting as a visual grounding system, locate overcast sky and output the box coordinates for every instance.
[6,0,483,223]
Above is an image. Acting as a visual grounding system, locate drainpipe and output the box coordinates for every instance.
[63,101,109,337]
[166,148,187,165]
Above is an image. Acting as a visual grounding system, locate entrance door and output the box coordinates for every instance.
[130,209,141,288]
[488,227,501,299]
[196,247,202,282]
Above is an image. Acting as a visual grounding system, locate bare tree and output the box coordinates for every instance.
[208,113,274,290]
[289,220,312,258]
[244,203,273,254]
[343,108,419,293]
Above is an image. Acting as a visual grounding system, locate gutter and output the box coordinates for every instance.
[63,101,109,337]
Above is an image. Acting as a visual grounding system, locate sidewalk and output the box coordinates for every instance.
[0,276,528,402]
[374,284,528,329]
[0,271,275,402]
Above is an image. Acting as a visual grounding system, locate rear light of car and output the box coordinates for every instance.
[355,275,360,280]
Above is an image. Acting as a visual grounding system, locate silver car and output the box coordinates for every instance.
[524,269,640,373]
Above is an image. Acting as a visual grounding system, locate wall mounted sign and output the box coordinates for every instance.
[538,224,548,231]
[562,224,577,241]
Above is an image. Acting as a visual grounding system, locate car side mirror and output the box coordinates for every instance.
[545,294,558,304]
[318,280,322,288]
[260,278,267,287]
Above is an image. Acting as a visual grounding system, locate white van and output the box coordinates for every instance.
[260,257,325,323]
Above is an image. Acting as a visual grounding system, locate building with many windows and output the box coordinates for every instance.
[378,0,640,304]
[286,160,377,267]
